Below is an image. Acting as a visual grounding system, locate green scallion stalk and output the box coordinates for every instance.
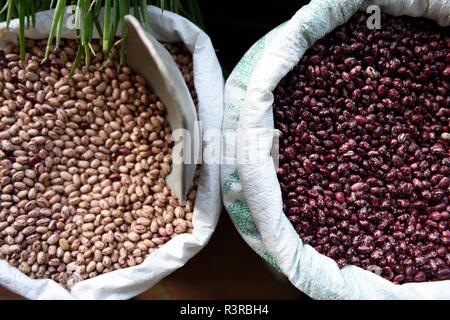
[1,0,203,67]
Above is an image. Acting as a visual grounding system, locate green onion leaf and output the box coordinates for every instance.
[102,0,111,53]
[18,0,26,63]
[133,0,140,21]
[6,0,15,28]
[29,0,36,27]
[44,0,67,60]
[139,0,150,31]
[69,43,83,77]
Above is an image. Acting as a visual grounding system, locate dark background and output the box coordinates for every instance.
[198,0,309,73]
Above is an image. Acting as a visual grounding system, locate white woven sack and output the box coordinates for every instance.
[237,0,450,299]
[0,6,223,299]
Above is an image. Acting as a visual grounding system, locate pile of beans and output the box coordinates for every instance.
[274,13,449,283]
[0,39,197,288]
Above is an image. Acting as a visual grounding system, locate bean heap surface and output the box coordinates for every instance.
[274,14,449,283]
[0,39,197,288]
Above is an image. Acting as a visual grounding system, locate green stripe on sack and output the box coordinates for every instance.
[261,251,280,270]
[223,23,288,272]
[227,199,280,270]
[222,170,239,195]
[227,200,261,239]
[224,101,241,113]
[233,38,266,88]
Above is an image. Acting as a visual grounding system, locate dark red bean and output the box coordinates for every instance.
[117,147,131,156]
[28,156,41,167]
[437,269,450,280]
[442,66,450,76]
[108,173,121,182]
[79,122,90,130]
[51,58,64,69]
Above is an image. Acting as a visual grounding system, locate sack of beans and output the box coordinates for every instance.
[0,7,223,299]
[223,0,450,299]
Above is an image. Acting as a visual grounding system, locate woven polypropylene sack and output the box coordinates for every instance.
[0,6,223,300]
[224,0,450,299]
